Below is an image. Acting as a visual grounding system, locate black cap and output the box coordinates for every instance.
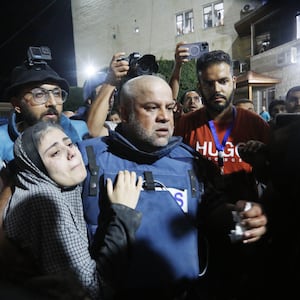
[5,62,69,98]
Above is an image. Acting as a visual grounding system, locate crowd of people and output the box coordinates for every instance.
[0,42,298,300]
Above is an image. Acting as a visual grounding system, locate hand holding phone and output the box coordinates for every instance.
[179,42,209,60]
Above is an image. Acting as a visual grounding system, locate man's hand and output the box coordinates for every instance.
[238,140,267,165]
[174,41,190,67]
[105,52,130,86]
[238,140,269,182]
[235,200,267,244]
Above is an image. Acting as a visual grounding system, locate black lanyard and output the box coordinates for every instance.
[208,107,236,174]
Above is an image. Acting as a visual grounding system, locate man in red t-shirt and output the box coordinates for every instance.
[174,50,270,202]
[174,49,270,300]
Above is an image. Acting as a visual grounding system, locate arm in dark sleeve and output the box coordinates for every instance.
[93,203,142,288]
[199,180,235,239]
[195,155,235,238]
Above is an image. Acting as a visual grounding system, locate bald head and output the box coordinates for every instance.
[120,75,172,111]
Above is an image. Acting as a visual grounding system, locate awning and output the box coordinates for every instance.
[236,71,281,88]
[236,71,281,100]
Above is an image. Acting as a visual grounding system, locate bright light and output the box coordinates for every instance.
[84,65,97,77]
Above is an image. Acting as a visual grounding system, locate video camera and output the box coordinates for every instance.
[27,46,52,67]
[118,52,159,79]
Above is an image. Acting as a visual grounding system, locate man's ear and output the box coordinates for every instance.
[197,82,204,96]
[119,105,128,122]
[11,97,21,113]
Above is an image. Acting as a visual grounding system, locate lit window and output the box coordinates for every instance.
[176,10,194,35]
[297,12,300,39]
[203,1,224,29]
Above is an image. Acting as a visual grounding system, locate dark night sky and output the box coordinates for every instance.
[0,0,76,101]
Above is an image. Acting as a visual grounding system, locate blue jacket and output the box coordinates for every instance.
[0,110,89,164]
[78,125,211,293]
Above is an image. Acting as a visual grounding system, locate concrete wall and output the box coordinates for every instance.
[71,0,250,85]
[251,39,300,99]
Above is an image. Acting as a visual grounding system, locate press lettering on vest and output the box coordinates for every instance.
[167,188,188,213]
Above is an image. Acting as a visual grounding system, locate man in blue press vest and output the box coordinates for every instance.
[79,75,267,300]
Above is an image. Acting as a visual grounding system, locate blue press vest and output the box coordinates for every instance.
[78,130,205,289]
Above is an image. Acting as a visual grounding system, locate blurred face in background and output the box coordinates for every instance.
[107,111,121,123]
[234,101,255,112]
[269,104,287,119]
[182,91,203,113]
[286,90,300,113]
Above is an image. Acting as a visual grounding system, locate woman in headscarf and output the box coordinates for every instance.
[3,121,142,299]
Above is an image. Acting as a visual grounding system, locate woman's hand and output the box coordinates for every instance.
[106,170,143,209]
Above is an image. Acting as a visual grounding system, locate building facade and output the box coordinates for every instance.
[71,0,255,85]
[71,0,300,112]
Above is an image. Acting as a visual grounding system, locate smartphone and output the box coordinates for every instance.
[179,42,209,60]
[275,113,300,128]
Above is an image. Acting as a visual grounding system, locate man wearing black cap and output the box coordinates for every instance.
[0,52,89,217]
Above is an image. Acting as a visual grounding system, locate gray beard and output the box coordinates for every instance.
[123,113,169,152]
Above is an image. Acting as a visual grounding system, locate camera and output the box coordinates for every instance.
[27,46,52,66]
[114,52,159,105]
[118,52,159,78]
[179,42,209,60]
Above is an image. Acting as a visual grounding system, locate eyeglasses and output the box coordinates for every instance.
[25,87,68,105]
